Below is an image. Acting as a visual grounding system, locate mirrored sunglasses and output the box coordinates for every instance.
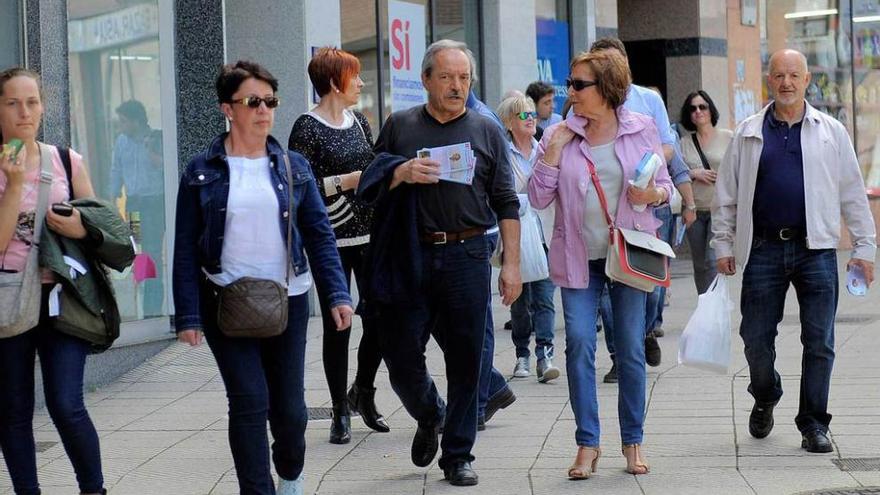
[517,111,538,120]
[231,96,280,109]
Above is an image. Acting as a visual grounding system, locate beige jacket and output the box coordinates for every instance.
[712,102,876,268]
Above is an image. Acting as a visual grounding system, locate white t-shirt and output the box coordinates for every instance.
[205,156,312,296]
[583,142,623,260]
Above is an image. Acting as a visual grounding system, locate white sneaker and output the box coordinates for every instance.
[513,357,530,378]
[537,357,560,383]
[277,473,303,495]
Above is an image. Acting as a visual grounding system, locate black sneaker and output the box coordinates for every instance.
[484,386,516,423]
[603,361,618,383]
[748,402,775,439]
[645,332,661,367]
[801,429,833,453]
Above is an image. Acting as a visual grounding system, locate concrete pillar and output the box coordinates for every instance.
[0,1,22,69]
[24,0,70,147]
[482,0,538,109]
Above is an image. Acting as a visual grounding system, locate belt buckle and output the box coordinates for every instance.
[435,232,447,244]
[778,228,793,241]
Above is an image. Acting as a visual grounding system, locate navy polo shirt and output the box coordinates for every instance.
[752,106,808,232]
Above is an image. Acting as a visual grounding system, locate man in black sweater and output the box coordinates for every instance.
[358,40,521,486]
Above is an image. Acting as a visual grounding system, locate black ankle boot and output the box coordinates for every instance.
[329,402,351,444]
[348,384,390,433]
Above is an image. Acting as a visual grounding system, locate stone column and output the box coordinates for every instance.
[25,0,69,147]
[482,0,538,108]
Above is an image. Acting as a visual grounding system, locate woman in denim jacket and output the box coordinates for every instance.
[528,50,672,479]
[173,60,352,495]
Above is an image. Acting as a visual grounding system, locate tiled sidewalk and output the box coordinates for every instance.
[3,257,880,494]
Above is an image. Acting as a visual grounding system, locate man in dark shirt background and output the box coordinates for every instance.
[360,39,521,486]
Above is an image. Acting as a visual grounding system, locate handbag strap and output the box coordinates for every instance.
[584,158,616,242]
[691,133,711,170]
[351,110,368,144]
[280,152,294,285]
[33,143,55,247]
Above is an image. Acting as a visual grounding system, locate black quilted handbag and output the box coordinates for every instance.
[215,153,294,338]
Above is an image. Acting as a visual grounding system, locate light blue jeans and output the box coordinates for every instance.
[561,259,648,447]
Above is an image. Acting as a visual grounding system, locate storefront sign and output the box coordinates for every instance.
[69,4,159,53]
[388,0,427,112]
[536,18,570,113]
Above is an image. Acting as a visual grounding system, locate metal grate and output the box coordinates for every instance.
[833,458,880,471]
[307,407,359,421]
[35,441,57,453]
[781,315,879,326]
[794,488,880,495]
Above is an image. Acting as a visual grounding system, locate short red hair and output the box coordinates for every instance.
[308,47,361,97]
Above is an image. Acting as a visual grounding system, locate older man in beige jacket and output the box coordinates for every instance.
[712,49,876,454]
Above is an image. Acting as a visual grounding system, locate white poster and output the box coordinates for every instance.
[388,0,427,112]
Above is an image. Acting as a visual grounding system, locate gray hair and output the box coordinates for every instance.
[421,39,478,82]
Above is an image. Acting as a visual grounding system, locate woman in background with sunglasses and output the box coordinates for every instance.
[288,47,390,445]
[528,50,672,479]
[495,92,560,384]
[173,60,353,495]
[678,90,732,294]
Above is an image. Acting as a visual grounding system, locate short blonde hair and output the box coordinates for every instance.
[569,50,631,109]
[497,94,536,131]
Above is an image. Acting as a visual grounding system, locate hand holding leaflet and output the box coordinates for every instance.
[417,142,476,185]
[847,264,868,296]
[629,152,663,212]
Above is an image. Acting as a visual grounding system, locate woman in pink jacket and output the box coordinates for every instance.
[528,50,672,479]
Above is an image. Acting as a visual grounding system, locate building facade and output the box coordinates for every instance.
[3,0,877,346]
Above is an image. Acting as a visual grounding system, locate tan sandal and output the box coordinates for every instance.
[568,446,601,480]
[622,444,649,474]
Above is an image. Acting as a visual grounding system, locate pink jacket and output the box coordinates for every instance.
[528,107,673,289]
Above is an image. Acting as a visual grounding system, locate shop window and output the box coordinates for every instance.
[340,0,482,130]
[68,1,167,321]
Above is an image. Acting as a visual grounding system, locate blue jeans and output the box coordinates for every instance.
[377,235,490,470]
[0,289,104,495]
[511,277,556,360]
[561,260,648,446]
[740,238,838,433]
[478,232,509,419]
[202,286,311,494]
[645,205,674,333]
[599,284,615,357]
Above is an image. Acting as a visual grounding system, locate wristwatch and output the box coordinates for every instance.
[333,175,343,194]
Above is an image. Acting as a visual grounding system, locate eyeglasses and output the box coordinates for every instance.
[566,78,598,91]
[689,103,709,113]
[230,96,280,109]
[517,111,538,120]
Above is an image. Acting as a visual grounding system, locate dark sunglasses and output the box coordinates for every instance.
[566,78,598,91]
[230,96,280,109]
[689,103,709,113]
[517,111,538,120]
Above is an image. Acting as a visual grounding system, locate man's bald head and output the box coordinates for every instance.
[768,49,808,74]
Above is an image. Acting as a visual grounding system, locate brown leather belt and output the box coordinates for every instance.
[419,227,486,244]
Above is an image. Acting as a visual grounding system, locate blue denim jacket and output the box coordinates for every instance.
[172,133,351,332]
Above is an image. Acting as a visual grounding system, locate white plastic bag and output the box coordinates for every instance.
[519,205,550,283]
[678,274,733,373]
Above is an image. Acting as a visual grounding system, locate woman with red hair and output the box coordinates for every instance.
[288,47,389,444]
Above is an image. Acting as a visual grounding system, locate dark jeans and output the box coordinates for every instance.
[686,210,717,294]
[0,288,104,495]
[645,205,674,333]
[478,232,509,419]
[317,244,383,406]
[511,277,556,360]
[128,194,166,318]
[740,238,838,433]
[377,235,490,470]
[202,285,310,494]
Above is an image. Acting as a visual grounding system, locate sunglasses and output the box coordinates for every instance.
[566,78,598,91]
[230,96,280,109]
[517,111,538,120]
[689,103,709,113]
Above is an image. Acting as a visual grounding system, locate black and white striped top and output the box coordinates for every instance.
[288,110,373,247]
